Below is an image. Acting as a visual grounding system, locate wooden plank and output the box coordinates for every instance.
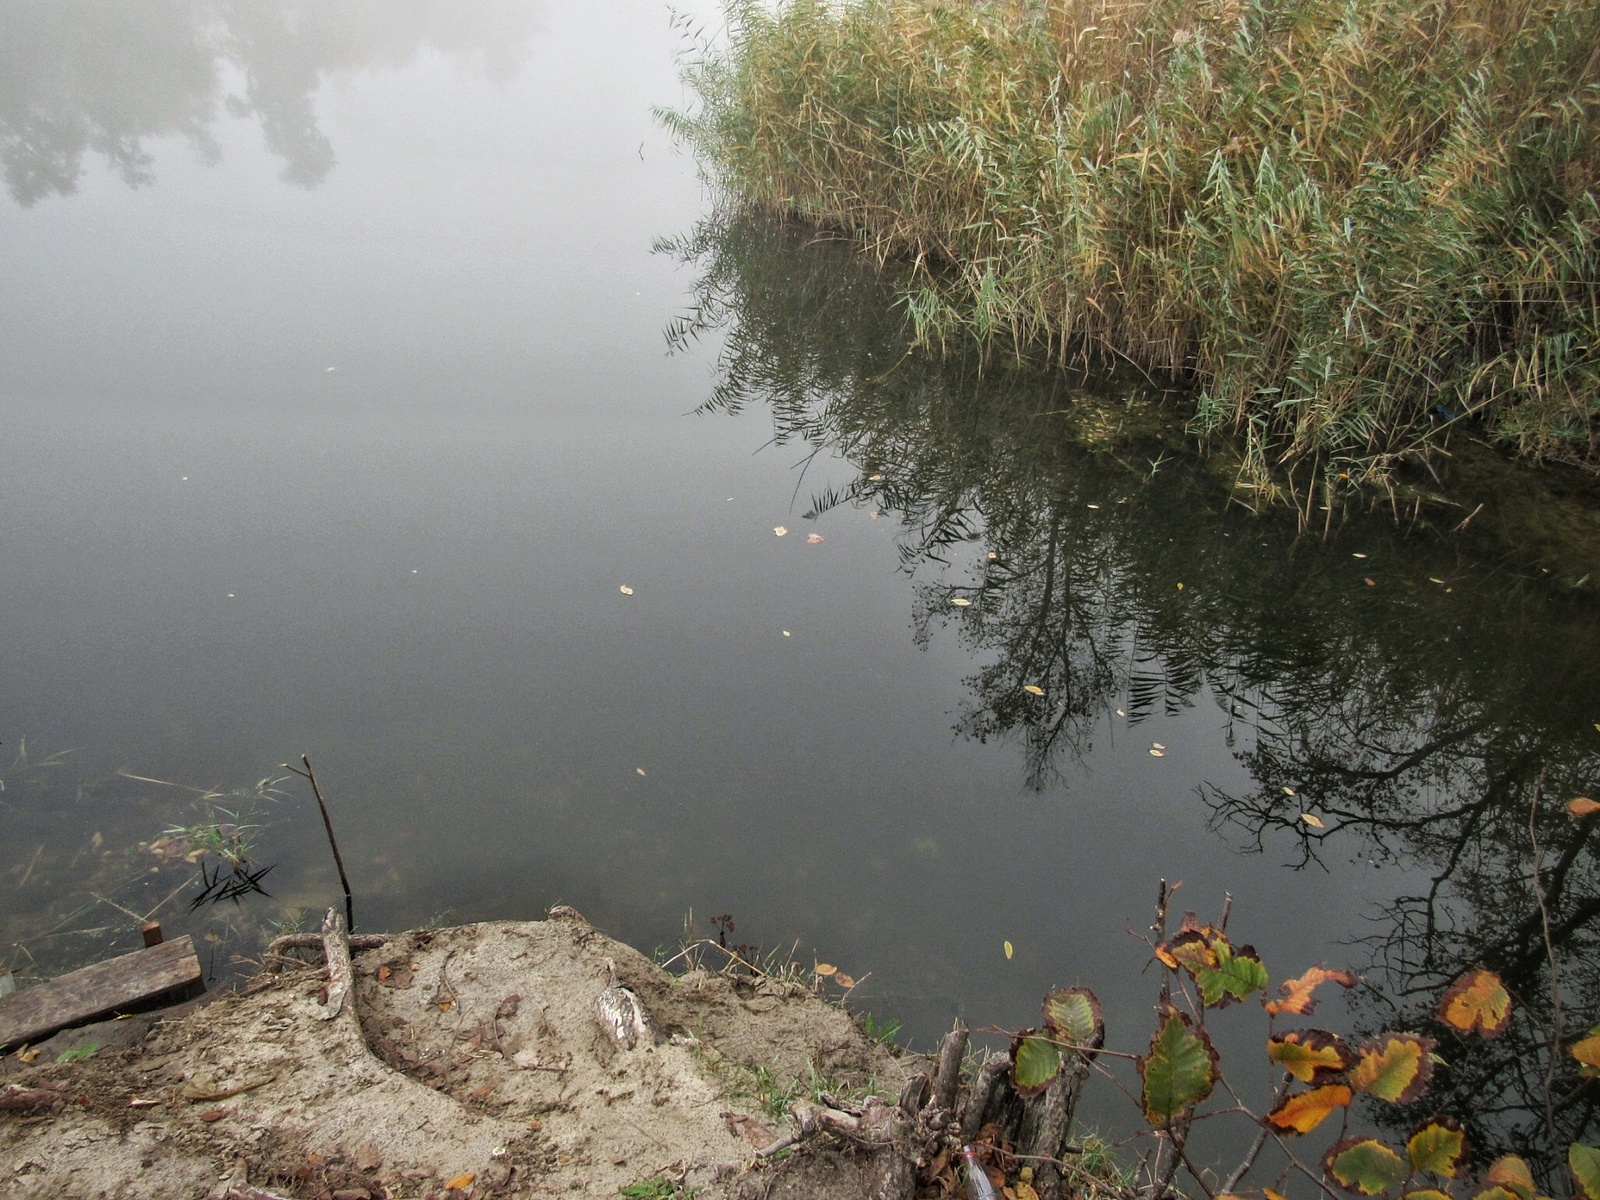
[0,935,201,1050]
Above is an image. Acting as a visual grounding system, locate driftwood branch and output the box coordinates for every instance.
[283,755,354,932]
[314,908,353,1021]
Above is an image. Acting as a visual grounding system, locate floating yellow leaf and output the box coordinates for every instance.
[1267,1083,1353,1134]
[1152,742,1166,750]
[1023,684,1045,695]
[1150,749,1165,757]
[618,585,633,595]
[951,597,972,606]
[444,1172,476,1191]
[1302,813,1326,828]
[814,963,836,977]
[1438,967,1512,1037]
[1353,552,1368,558]
[1177,582,1184,590]
[773,526,787,536]
[1004,941,1014,960]
[635,768,646,777]
[1570,797,1600,818]
[1283,787,1297,796]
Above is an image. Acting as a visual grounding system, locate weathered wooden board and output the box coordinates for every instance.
[0,935,201,1049]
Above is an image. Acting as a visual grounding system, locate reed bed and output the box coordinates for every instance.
[663,0,1600,488]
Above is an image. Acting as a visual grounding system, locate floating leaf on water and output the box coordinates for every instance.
[951,597,972,606]
[1010,1028,1064,1098]
[813,963,836,977]
[1284,786,1297,795]
[1325,1137,1409,1195]
[1571,1144,1600,1200]
[1407,1119,1467,1179]
[773,526,787,536]
[1302,813,1326,828]
[1116,709,1124,716]
[1177,582,1184,590]
[1023,684,1045,695]
[1139,1006,1218,1125]
[1350,1033,1435,1103]
[1438,967,1512,1037]
[1365,578,1377,586]
[1352,552,1368,558]
[1265,966,1358,1016]
[619,585,634,595]
[1429,577,1446,584]
[1268,1029,1354,1084]
[987,551,998,559]
[833,972,855,988]
[1570,797,1600,818]
[1266,1083,1352,1134]
[635,768,646,777]
[782,631,791,637]
[1152,742,1166,750]
[1486,1156,1536,1200]
[807,534,824,544]
[1004,940,1014,959]
[1087,503,1100,509]
[1150,748,1165,757]
[868,474,884,481]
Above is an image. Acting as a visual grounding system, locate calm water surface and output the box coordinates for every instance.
[2,0,1596,1171]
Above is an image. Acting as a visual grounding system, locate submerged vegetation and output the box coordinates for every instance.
[663,0,1600,492]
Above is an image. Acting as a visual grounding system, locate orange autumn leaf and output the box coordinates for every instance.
[444,1172,477,1191]
[1265,1190,1291,1200]
[1155,929,1219,975]
[1438,968,1513,1037]
[1350,1034,1435,1104]
[1265,966,1358,1016]
[1569,797,1600,818]
[1571,1028,1600,1076]
[1268,1029,1355,1084]
[1267,1083,1353,1134]
[1486,1155,1535,1200]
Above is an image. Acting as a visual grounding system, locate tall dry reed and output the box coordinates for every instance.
[662,0,1600,488]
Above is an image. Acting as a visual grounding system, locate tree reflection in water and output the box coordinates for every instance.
[0,0,540,204]
[661,210,1599,1178]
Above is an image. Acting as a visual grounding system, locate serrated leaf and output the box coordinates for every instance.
[1268,1029,1355,1084]
[1472,1187,1524,1200]
[1570,1029,1600,1077]
[1266,1083,1352,1134]
[1010,1029,1063,1099]
[1407,1119,1467,1178]
[1155,929,1218,974]
[1438,968,1512,1037]
[1326,1137,1409,1195]
[1197,942,1270,1007]
[1487,1156,1535,1200]
[1350,1033,1435,1104]
[1401,1190,1454,1200]
[1571,1144,1600,1200]
[1139,1007,1218,1125]
[1042,986,1103,1055]
[1266,966,1359,1016]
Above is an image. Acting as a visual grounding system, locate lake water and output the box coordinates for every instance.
[2,0,1595,1173]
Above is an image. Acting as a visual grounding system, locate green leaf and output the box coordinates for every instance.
[1570,1144,1600,1200]
[1350,1033,1435,1104]
[1197,941,1270,1007]
[1139,1006,1218,1125]
[1407,1119,1467,1179]
[1400,1191,1454,1200]
[1042,986,1103,1056]
[1009,1028,1063,1099]
[1325,1137,1409,1195]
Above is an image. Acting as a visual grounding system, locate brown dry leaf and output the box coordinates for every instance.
[199,1109,226,1123]
[376,966,392,982]
[354,1142,383,1172]
[444,1172,476,1191]
[15,1046,41,1063]
[496,994,522,1020]
[470,1083,497,1100]
[833,972,856,988]
[438,998,453,1012]
[1569,797,1600,818]
[1264,966,1359,1016]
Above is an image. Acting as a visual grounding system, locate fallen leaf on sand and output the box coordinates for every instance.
[444,1172,476,1191]
[355,1142,383,1171]
[199,1109,225,1123]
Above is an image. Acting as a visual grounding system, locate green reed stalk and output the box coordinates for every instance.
[662,0,1600,491]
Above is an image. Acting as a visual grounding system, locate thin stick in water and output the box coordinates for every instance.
[284,755,354,932]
